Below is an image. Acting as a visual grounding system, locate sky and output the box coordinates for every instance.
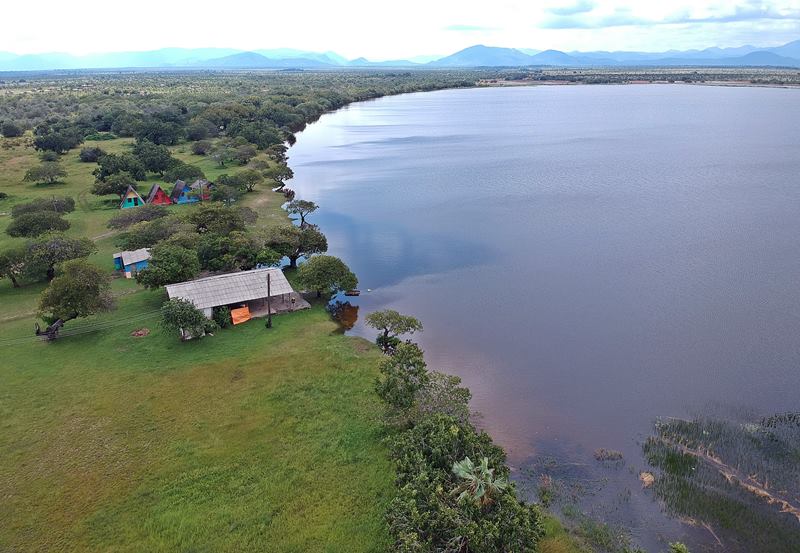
[3,0,799,59]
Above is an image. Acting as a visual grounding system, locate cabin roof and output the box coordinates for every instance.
[113,248,151,266]
[146,183,166,203]
[169,180,187,201]
[165,268,294,310]
[119,185,144,208]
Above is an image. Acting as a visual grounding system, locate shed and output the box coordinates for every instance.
[120,186,145,209]
[146,183,172,205]
[113,248,151,278]
[170,180,199,204]
[165,268,309,320]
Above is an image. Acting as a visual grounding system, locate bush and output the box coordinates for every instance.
[84,132,116,141]
[163,161,205,183]
[39,151,59,162]
[6,211,70,237]
[11,196,75,217]
[79,146,105,162]
[191,140,213,155]
[212,306,231,328]
[106,204,169,229]
[160,298,216,341]
[1,121,23,138]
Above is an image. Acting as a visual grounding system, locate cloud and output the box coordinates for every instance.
[540,1,800,29]
[546,1,596,17]
[444,24,499,31]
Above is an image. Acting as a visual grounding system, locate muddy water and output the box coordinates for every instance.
[288,85,800,551]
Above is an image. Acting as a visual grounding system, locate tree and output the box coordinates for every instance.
[452,457,508,508]
[375,342,429,412]
[6,211,70,237]
[286,199,318,227]
[136,243,200,289]
[78,146,105,162]
[23,161,67,185]
[191,140,213,155]
[210,184,244,205]
[237,168,263,192]
[133,118,183,145]
[234,144,258,165]
[0,246,28,288]
[187,204,247,234]
[263,163,293,190]
[93,153,146,181]
[365,309,423,353]
[1,121,23,138]
[266,224,327,268]
[115,216,189,251]
[297,255,357,298]
[160,298,216,341]
[209,140,236,167]
[197,231,262,272]
[91,172,137,200]
[38,259,112,325]
[132,140,174,175]
[27,234,95,281]
[414,371,472,425]
[33,129,82,154]
[163,161,205,183]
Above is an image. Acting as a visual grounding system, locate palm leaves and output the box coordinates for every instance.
[452,456,508,507]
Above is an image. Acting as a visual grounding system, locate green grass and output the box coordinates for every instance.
[0,137,393,552]
[539,515,591,553]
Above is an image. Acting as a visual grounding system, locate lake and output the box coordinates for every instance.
[288,85,800,551]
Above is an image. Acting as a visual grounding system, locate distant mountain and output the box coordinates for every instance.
[428,45,534,67]
[1,40,799,71]
[199,52,334,69]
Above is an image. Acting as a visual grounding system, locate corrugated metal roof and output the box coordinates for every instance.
[165,268,295,310]
[113,248,151,266]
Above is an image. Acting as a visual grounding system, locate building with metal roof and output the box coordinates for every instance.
[165,268,309,322]
[112,248,151,278]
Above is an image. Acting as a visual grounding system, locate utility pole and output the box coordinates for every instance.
[266,272,273,329]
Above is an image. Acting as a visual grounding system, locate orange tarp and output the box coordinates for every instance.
[230,306,251,325]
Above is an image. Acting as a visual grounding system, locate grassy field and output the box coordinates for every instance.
[0,137,393,552]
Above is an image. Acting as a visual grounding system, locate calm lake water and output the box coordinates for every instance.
[288,85,800,551]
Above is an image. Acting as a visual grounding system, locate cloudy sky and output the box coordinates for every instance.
[3,0,799,58]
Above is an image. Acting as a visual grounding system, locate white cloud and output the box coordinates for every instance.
[1,0,797,58]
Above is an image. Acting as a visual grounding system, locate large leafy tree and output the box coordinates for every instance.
[6,211,69,237]
[27,234,95,281]
[286,199,318,227]
[163,161,205,183]
[0,246,28,288]
[296,255,357,298]
[93,153,146,181]
[38,259,112,324]
[115,216,189,251]
[22,161,67,184]
[91,172,138,200]
[266,224,327,268]
[186,204,248,235]
[263,163,293,190]
[132,139,174,175]
[160,298,216,341]
[136,243,200,289]
[365,309,423,353]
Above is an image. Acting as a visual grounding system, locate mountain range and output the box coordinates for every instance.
[1,41,799,71]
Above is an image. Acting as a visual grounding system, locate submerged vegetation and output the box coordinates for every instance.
[644,414,800,552]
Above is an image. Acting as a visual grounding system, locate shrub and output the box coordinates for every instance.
[160,298,216,341]
[212,306,231,328]
[163,161,205,183]
[1,121,23,138]
[84,132,116,141]
[6,211,70,237]
[107,204,169,229]
[191,140,213,155]
[11,196,75,217]
[79,146,105,162]
[39,151,59,162]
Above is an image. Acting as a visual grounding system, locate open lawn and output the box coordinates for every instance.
[0,137,393,552]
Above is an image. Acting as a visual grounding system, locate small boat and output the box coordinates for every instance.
[344,289,361,297]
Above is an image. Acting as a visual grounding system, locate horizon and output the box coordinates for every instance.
[4,0,800,59]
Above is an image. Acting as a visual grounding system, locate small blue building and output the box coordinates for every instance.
[170,180,199,205]
[113,248,151,278]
